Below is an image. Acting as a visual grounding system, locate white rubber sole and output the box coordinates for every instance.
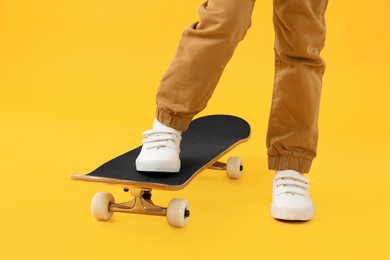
[271,205,315,221]
[135,159,181,173]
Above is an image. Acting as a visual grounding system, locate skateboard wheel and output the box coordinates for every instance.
[226,157,243,179]
[166,199,190,228]
[91,192,115,221]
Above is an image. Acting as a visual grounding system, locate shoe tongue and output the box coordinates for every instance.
[152,119,182,135]
[153,119,166,129]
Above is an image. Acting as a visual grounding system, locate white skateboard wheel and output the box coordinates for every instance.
[91,192,115,221]
[166,199,190,228]
[226,157,243,179]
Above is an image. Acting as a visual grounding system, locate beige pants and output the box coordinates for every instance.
[155,0,328,173]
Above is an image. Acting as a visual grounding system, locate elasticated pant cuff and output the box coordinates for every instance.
[268,156,313,173]
[156,107,195,131]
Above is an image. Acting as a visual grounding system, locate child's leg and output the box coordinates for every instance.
[155,0,256,131]
[268,0,328,221]
[137,0,255,173]
[267,0,328,173]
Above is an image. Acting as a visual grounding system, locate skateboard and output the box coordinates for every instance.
[71,114,251,227]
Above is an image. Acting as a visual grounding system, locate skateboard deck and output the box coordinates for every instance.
[72,114,251,190]
[71,114,250,227]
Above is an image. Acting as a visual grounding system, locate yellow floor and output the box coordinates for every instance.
[1,1,390,259]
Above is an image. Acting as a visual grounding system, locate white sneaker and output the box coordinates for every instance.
[135,119,181,173]
[271,170,315,221]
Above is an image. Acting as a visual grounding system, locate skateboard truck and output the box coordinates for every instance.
[109,188,167,217]
[91,188,190,228]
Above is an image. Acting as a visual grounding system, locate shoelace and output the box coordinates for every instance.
[141,129,179,150]
[274,172,310,196]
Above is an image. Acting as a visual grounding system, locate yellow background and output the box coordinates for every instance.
[1,0,390,259]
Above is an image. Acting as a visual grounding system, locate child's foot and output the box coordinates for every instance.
[135,119,181,173]
[271,170,315,221]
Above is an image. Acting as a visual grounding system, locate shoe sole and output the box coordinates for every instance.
[135,160,181,173]
[271,206,315,221]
